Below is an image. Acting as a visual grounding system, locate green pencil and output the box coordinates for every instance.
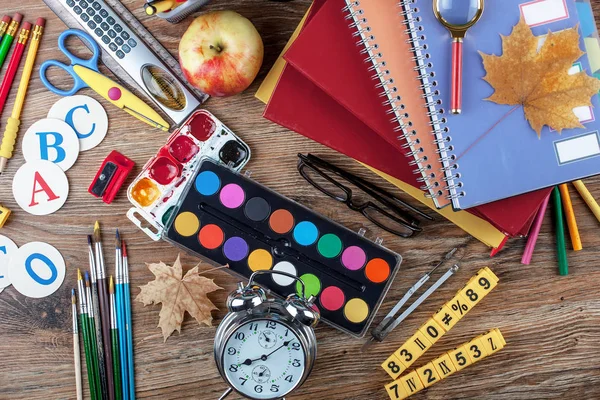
[0,13,22,70]
[109,276,123,400]
[553,186,569,276]
[78,270,97,400]
[85,272,103,400]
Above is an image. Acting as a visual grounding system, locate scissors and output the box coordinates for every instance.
[40,29,170,132]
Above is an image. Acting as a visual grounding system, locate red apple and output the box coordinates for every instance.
[179,11,264,97]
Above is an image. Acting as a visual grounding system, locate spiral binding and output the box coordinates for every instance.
[343,0,463,204]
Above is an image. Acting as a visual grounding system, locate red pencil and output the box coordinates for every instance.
[0,21,31,115]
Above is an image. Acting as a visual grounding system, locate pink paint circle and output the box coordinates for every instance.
[220,183,245,209]
[320,286,345,311]
[341,246,367,270]
[108,87,122,100]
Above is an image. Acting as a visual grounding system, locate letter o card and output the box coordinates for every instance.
[22,118,80,171]
[8,242,66,298]
[0,235,18,289]
[13,160,69,215]
[48,95,108,151]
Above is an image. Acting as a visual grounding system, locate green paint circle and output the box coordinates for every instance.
[296,273,321,297]
[317,233,343,258]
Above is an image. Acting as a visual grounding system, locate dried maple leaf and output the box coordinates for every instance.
[481,17,600,136]
[136,255,222,342]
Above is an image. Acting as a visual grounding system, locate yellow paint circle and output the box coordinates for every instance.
[248,249,273,272]
[344,298,369,324]
[174,212,200,237]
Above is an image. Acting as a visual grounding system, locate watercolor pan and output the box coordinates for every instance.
[127,110,251,240]
[163,159,402,337]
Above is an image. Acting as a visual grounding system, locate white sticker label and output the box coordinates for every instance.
[555,132,600,164]
[521,0,569,27]
[13,160,69,215]
[0,235,18,289]
[8,242,66,298]
[48,96,108,152]
[22,118,80,171]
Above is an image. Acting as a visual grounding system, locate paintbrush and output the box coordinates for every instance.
[94,222,116,400]
[88,235,109,399]
[122,239,135,399]
[72,289,83,400]
[109,276,123,400]
[85,271,103,400]
[115,230,128,398]
[78,270,99,400]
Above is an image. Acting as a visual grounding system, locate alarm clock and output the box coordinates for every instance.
[214,270,319,400]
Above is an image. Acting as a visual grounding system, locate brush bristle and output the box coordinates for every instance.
[115,230,121,249]
[87,235,93,245]
[109,276,114,293]
[93,221,101,242]
[84,271,90,282]
[77,269,82,280]
[122,240,127,257]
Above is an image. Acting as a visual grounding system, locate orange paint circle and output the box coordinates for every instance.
[365,258,390,283]
[269,209,295,234]
[198,224,224,250]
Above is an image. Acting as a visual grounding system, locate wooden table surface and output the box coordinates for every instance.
[1,0,600,399]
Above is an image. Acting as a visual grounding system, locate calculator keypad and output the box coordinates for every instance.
[64,0,137,61]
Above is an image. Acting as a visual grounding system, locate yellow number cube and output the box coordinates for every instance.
[444,293,471,321]
[385,380,409,400]
[400,370,425,396]
[447,345,472,372]
[394,331,432,368]
[481,267,499,286]
[416,362,441,388]
[481,329,506,356]
[0,205,10,228]
[465,336,489,364]
[432,304,460,332]
[432,352,457,380]
[381,353,408,380]
[418,317,446,346]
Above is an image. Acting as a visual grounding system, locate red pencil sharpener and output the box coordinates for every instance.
[89,151,135,204]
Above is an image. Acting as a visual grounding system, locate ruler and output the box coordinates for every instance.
[43,0,209,126]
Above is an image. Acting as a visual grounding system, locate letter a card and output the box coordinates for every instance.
[13,160,69,215]
[8,242,65,298]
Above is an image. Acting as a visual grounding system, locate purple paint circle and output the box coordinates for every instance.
[223,237,249,262]
[219,183,245,208]
[108,87,122,101]
[341,246,367,270]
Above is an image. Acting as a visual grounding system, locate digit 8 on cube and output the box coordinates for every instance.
[381,353,408,380]
[458,267,499,308]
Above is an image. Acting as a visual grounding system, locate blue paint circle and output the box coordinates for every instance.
[293,221,319,246]
[195,171,220,196]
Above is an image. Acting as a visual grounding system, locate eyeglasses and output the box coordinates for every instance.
[297,154,433,238]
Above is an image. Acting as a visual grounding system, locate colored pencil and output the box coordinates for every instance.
[123,239,135,399]
[94,222,116,400]
[77,270,98,400]
[0,16,11,41]
[115,231,129,399]
[85,271,103,400]
[109,276,123,400]
[0,13,22,70]
[0,17,44,174]
[72,289,83,400]
[559,184,582,251]
[88,235,109,398]
[144,0,177,15]
[522,194,551,265]
[573,180,600,224]
[0,21,31,115]
[552,187,569,276]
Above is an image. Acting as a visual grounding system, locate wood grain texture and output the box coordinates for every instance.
[1,1,600,399]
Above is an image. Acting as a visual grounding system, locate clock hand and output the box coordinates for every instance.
[264,340,293,359]
[238,340,295,366]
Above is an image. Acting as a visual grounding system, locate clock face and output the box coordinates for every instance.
[222,319,306,399]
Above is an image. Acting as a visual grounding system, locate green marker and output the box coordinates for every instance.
[553,186,569,276]
[0,13,22,70]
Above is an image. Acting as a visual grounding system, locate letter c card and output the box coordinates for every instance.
[22,118,80,171]
[8,242,65,298]
[48,95,108,151]
[12,160,69,215]
[0,235,18,290]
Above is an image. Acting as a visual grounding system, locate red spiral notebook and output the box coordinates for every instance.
[264,0,546,236]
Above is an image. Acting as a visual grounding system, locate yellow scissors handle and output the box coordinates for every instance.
[73,64,170,132]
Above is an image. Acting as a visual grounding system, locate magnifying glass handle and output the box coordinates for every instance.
[451,38,463,114]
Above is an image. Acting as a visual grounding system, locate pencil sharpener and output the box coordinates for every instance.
[89,151,135,204]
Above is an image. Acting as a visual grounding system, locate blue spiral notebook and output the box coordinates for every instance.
[415,0,600,210]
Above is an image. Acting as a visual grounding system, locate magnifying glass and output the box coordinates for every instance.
[433,0,484,115]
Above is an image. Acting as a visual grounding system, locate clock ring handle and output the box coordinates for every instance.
[248,270,308,300]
